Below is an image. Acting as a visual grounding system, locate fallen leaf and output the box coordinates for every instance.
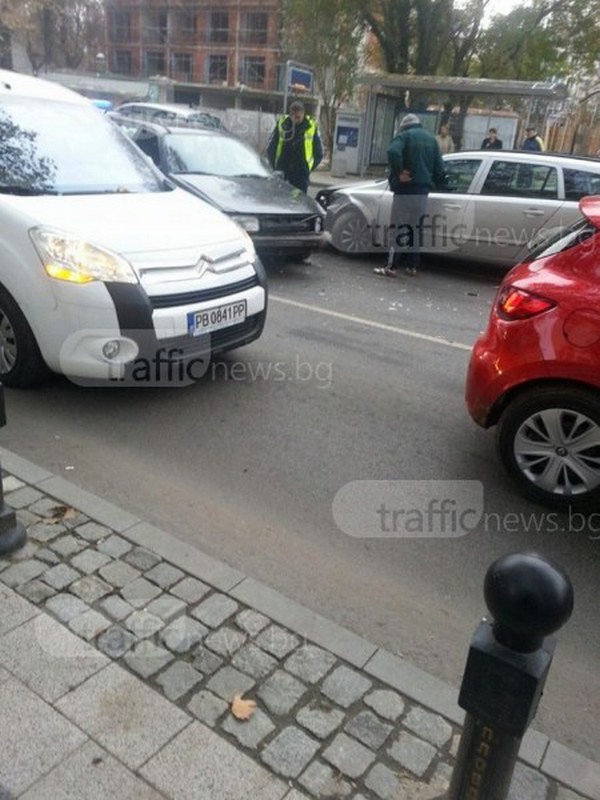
[43,505,77,524]
[231,694,256,721]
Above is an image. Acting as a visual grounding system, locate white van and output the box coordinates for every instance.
[0,70,267,387]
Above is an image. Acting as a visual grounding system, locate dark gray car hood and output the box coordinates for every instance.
[173,174,321,216]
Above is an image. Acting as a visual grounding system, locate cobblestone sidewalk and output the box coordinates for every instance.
[0,459,598,800]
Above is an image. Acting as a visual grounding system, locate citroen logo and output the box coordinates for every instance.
[195,258,208,277]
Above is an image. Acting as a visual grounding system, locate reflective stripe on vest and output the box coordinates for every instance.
[275,115,317,170]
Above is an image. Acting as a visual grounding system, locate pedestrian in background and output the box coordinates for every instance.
[521,126,545,152]
[436,124,455,154]
[266,101,323,193]
[374,113,447,278]
[481,127,503,149]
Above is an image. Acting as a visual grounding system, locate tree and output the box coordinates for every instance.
[362,0,491,78]
[477,0,600,82]
[0,0,105,73]
[281,0,365,157]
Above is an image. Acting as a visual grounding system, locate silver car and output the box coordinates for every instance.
[317,151,600,266]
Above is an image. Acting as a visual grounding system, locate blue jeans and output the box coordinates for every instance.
[388,191,430,270]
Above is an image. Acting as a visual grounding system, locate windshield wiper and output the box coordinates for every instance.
[0,185,56,196]
[232,173,268,179]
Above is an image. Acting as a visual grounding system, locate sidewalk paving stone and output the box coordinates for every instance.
[187,689,228,727]
[206,665,255,701]
[261,726,321,779]
[45,592,89,622]
[322,732,376,779]
[0,585,38,636]
[68,608,111,640]
[345,710,393,749]
[296,702,345,740]
[56,662,190,770]
[160,615,208,653]
[155,661,202,701]
[19,741,164,800]
[171,575,210,604]
[222,708,275,748]
[124,640,174,678]
[0,614,107,701]
[363,689,405,721]
[387,730,437,778]
[97,625,137,659]
[322,665,372,708]
[204,625,247,657]
[235,608,270,636]
[192,592,239,627]
[285,643,337,684]
[299,761,353,798]
[140,721,287,800]
[97,534,132,559]
[256,624,300,659]
[124,546,161,571]
[403,706,453,748]
[70,574,112,604]
[0,678,87,796]
[120,576,163,608]
[258,669,308,716]
[231,641,278,679]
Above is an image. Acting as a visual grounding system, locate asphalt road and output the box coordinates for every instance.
[3,249,599,761]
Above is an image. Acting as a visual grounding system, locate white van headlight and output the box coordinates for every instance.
[30,228,137,284]
[239,229,257,263]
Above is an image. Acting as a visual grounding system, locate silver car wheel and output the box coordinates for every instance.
[0,309,18,374]
[331,209,372,254]
[514,408,600,496]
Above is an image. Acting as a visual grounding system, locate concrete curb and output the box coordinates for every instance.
[2,445,599,799]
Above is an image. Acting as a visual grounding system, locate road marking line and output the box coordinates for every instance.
[270,295,473,352]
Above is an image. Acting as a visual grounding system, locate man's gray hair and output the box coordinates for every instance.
[399,113,421,129]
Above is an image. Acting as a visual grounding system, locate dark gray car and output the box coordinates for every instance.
[111,115,327,261]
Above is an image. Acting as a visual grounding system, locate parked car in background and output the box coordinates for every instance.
[466,195,600,511]
[317,151,600,267]
[115,101,224,130]
[110,115,327,262]
[0,70,267,387]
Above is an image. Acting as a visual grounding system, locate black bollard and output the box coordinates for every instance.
[0,384,26,556]
[448,552,573,800]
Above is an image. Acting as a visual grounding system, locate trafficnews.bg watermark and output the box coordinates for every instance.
[332,480,600,539]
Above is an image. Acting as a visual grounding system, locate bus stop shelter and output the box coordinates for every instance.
[352,73,568,175]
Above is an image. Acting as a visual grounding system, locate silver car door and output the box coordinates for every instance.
[464,157,561,265]
[422,157,483,256]
[375,157,483,255]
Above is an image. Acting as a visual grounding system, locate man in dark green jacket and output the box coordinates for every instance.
[374,113,447,277]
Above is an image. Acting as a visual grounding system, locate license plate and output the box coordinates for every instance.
[187,300,247,336]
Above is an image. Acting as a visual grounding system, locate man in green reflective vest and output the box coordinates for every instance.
[267,101,323,193]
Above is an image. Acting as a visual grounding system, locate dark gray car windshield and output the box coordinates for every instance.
[0,98,164,195]
[164,132,270,178]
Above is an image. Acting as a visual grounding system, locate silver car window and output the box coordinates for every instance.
[444,159,482,192]
[481,160,558,199]
[563,168,600,202]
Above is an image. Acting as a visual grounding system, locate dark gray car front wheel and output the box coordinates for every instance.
[497,386,600,512]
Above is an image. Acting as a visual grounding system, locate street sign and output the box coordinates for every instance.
[288,66,313,94]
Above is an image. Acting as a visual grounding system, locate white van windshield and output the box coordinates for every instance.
[0,98,165,195]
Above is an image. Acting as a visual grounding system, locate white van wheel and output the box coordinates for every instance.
[0,289,49,387]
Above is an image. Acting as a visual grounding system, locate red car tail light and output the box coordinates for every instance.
[497,286,556,320]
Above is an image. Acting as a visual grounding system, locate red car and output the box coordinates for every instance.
[466,196,600,511]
